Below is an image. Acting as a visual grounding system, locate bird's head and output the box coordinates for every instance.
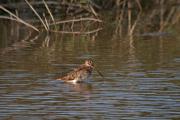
[84,60,94,68]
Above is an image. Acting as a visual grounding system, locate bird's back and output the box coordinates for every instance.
[57,65,93,82]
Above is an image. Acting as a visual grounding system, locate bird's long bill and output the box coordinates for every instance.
[94,67,104,78]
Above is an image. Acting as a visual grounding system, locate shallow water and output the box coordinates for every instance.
[0,24,180,120]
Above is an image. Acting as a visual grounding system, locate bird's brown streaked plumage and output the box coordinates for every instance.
[56,60,94,84]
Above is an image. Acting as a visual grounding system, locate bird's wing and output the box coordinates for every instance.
[57,65,87,81]
[60,69,81,81]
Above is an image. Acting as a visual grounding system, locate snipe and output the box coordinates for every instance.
[56,60,94,84]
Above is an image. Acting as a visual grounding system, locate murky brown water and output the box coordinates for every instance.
[0,21,180,120]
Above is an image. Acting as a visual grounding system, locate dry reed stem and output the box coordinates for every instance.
[43,13,50,30]
[159,0,164,31]
[89,4,98,17]
[42,0,56,29]
[135,0,142,11]
[43,0,55,22]
[50,27,102,34]
[128,0,132,35]
[50,17,102,25]
[115,0,126,36]
[172,13,180,25]
[42,35,50,47]
[71,17,75,32]
[0,5,39,32]
[128,0,142,36]
[129,12,141,35]
[25,0,48,31]
[160,7,176,31]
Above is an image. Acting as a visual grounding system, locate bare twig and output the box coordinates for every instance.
[50,17,102,25]
[89,4,98,17]
[25,0,48,31]
[43,0,55,22]
[115,0,126,37]
[71,17,75,31]
[135,0,142,11]
[159,0,165,31]
[50,27,102,34]
[42,0,56,29]
[0,5,39,32]
[160,6,176,31]
[128,0,132,35]
[172,12,180,25]
[129,11,141,35]
[43,13,50,30]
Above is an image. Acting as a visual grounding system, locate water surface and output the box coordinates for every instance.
[0,23,180,120]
